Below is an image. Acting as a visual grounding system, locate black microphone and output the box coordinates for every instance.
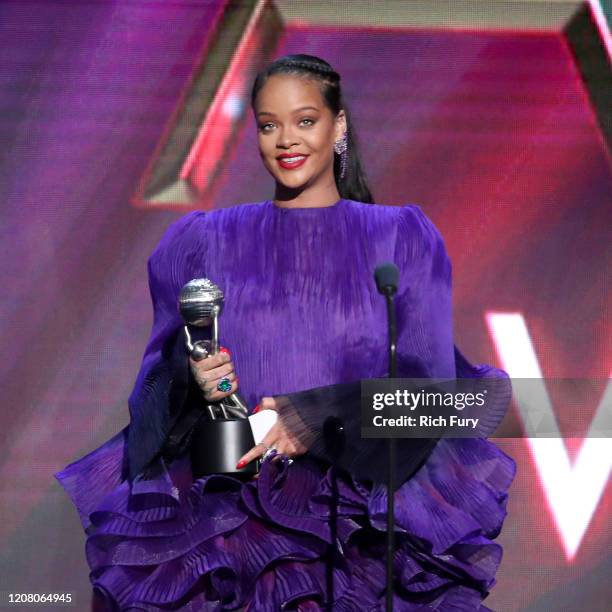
[374,262,399,296]
[374,262,399,612]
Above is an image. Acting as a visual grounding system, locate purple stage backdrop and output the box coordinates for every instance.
[0,1,610,611]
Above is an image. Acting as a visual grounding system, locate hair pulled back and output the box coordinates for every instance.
[251,54,374,204]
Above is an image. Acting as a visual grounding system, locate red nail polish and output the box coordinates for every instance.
[236,460,246,470]
[219,347,231,355]
[252,404,260,414]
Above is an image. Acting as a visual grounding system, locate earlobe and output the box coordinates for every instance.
[336,110,347,137]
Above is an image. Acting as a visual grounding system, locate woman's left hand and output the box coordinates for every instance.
[235,397,308,477]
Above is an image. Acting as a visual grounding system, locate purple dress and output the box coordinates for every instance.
[55,198,516,611]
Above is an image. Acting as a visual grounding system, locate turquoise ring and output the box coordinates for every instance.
[216,377,232,392]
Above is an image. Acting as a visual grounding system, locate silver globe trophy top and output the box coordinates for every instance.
[179,278,224,327]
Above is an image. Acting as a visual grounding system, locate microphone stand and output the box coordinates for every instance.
[374,262,399,612]
[383,289,397,612]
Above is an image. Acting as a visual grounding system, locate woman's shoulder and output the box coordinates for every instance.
[394,203,443,242]
[346,199,438,233]
[148,209,206,261]
[349,200,448,266]
[153,201,267,247]
[170,200,267,224]
[345,199,424,217]
[388,203,450,272]
[206,199,269,218]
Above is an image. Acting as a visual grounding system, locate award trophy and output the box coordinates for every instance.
[179,278,258,479]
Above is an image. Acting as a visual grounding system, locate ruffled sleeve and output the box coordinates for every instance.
[54,211,208,527]
[126,210,206,480]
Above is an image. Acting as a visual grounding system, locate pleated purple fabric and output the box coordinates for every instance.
[55,198,516,610]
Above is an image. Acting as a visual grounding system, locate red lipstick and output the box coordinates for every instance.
[276,153,308,170]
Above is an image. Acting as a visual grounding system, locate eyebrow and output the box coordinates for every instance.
[257,106,320,117]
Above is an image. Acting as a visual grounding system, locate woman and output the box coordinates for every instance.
[55,54,516,611]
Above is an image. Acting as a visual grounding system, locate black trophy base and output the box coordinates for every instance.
[190,417,259,480]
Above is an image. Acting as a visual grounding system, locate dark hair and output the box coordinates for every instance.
[250,54,374,204]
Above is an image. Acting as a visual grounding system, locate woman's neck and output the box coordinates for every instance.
[272,185,342,209]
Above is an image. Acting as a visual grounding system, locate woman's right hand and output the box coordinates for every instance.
[189,347,238,402]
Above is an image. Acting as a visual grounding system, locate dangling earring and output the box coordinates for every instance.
[334,132,348,179]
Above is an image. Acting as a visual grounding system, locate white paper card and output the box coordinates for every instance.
[248,410,278,444]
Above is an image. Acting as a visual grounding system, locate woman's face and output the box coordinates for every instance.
[254,74,346,193]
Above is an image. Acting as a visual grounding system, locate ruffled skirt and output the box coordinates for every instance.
[55,429,515,611]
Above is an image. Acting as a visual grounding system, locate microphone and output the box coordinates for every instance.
[374,262,399,612]
[374,262,399,296]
